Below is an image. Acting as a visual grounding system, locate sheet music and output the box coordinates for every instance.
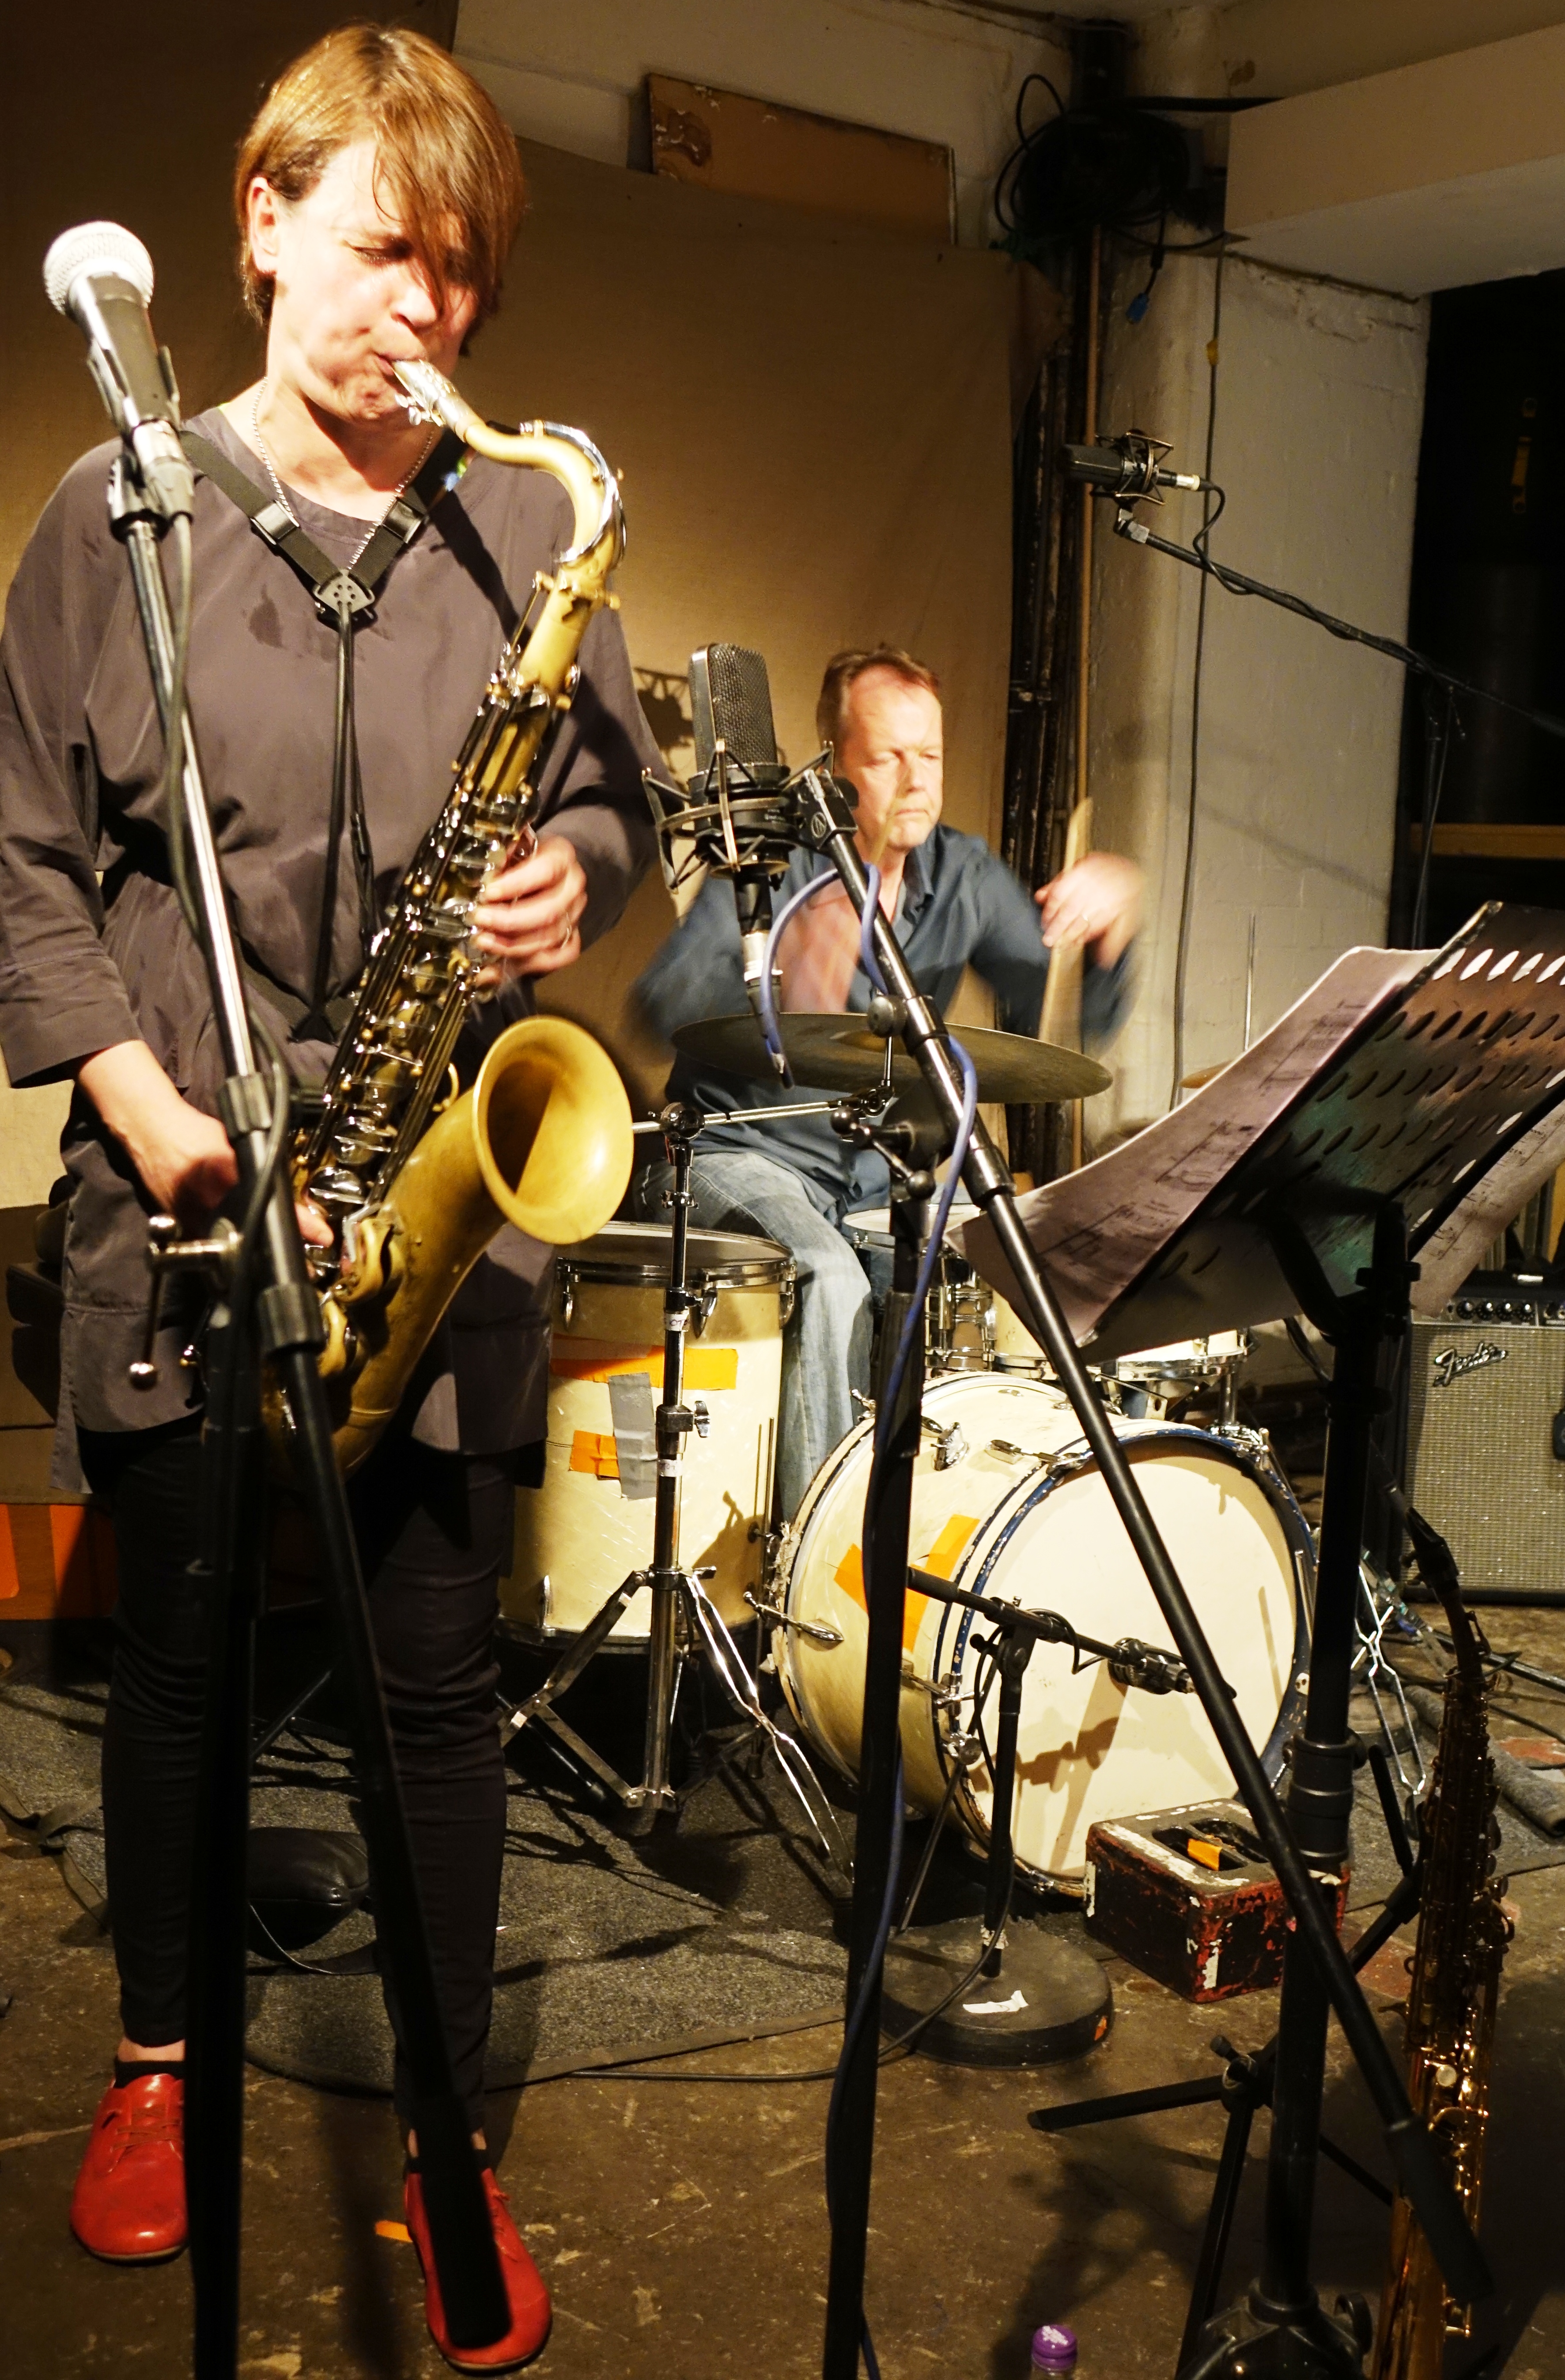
[954,946,1426,1347]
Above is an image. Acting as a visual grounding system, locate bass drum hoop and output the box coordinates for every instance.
[930,1422,1315,1869]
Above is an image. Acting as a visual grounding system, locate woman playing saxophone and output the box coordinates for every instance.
[0,27,657,2366]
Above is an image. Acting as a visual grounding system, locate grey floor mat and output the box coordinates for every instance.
[240,1723,850,2093]
[0,1658,852,2093]
[11,1653,1565,2093]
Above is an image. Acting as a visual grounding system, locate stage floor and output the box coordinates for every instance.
[5,1620,1565,2377]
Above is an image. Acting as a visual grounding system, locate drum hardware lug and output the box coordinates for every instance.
[760,1523,794,1592]
[556,1263,577,1331]
[778,1259,797,1326]
[899,1654,957,1706]
[745,1589,843,1649]
[920,1415,968,1469]
[692,1398,710,1438]
[851,1388,876,1419]
[985,1437,1044,1469]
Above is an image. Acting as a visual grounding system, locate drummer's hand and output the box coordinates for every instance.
[1036,854,1142,969]
[473,834,587,985]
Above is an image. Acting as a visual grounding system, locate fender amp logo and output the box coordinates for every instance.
[1432,1340,1509,1389]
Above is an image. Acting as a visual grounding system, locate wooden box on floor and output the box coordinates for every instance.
[1083,1798,1350,2004]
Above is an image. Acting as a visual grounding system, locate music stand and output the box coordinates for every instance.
[959,900,1565,2374]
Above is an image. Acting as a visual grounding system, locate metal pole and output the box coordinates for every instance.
[820,1189,926,2379]
[115,498,507,2362]
[640,1113,697,1816]
[1257,1218,1401,2323]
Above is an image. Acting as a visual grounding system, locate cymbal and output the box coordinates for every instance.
[672,1013,1111,1104]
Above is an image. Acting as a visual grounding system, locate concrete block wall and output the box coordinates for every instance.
[1087,248,1428,1145]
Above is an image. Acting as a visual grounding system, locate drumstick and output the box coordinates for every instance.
[1039,798,1092,1052]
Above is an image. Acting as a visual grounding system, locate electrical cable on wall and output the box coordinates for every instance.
[1168,248,1225,1110]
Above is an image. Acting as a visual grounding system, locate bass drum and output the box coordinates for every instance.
[777,1373,1312,1884]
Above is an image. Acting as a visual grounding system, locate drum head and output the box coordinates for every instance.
[779,1375,1310,1888]
[938,1426,1309,1881]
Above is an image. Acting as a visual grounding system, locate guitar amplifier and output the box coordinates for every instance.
[1406,1285,1565,1595]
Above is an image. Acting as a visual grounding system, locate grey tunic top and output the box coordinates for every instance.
[0,409,658,1472]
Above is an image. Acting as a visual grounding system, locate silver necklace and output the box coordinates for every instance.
[250,387,435,566]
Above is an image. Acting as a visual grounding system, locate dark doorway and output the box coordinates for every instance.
[1392,269,1565,945]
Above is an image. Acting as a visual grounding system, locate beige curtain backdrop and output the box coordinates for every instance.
[3,11,1017,1190]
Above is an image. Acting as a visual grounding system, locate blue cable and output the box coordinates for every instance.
[756,865,833,1079]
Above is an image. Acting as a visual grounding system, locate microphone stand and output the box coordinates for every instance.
[694,762,1489,2380]
[1102,492,1565,935]
[104,462,507,2372]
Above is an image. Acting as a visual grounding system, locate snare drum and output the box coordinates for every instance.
[506,1223,792,1646]
[776,1372,1310,1884]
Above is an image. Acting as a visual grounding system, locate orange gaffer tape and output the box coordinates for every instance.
[833,1514,979,1653]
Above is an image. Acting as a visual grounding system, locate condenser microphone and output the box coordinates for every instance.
[44,222,195,518]
[689,644,790,787]
[1065,432,1204,499]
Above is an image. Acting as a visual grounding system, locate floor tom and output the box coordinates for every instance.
[507,1222,791,1646]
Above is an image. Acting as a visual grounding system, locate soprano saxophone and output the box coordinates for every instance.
[272,360,634,1474]
[1370,1510,1511,2380]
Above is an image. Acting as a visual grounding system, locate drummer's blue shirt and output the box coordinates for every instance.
[632,824,1131,1212]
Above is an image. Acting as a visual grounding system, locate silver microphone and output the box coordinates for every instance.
[1064,432,1204,499]
[44,222,194,518]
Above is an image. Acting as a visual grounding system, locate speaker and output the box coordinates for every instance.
[1406,1287,1565,1595]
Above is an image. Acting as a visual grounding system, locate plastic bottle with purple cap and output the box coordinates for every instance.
[1031,2322,1078,2374]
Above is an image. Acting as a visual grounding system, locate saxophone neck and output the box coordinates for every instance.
[391,358,623,569]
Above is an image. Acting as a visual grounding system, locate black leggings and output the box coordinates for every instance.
[82,1418,513,2134]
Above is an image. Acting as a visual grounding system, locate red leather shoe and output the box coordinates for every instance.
[404,2166,552,2372]
[69,2071,187,2263]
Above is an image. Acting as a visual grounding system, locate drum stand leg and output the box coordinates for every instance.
[502,1105,844,1861]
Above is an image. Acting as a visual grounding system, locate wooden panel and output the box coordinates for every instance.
[646,74,953,242]
[1410,822,1565,859]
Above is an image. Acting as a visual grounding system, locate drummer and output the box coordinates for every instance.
[632,645,1140,1517]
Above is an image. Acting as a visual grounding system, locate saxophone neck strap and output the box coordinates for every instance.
[177,424,467,620]
[177,422,465,1040]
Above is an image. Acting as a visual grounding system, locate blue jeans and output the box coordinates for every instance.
[635,1150,874,1520]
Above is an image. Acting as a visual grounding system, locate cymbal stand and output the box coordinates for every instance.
[501,1101,844,1861]
[106,464,507,2372]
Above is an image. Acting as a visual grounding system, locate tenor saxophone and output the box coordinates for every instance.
[271,360,634,1474]
[1370,1511,1511,2380]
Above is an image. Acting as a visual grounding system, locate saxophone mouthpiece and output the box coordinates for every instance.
[392,357,477,442]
